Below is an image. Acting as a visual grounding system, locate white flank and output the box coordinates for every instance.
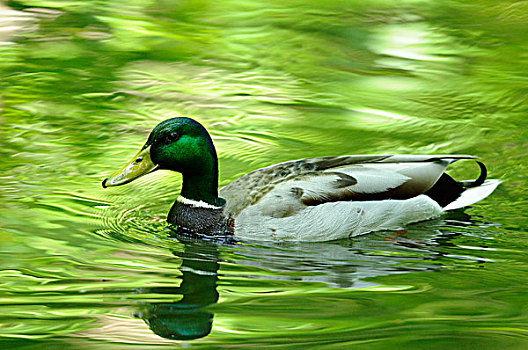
[443,180,502,211]
[234,195,444,242]
[176,195,222,209]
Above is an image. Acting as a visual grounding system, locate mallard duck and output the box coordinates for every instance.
[102,117,500,242]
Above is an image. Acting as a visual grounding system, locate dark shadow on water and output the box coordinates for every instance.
[138,234,221,340]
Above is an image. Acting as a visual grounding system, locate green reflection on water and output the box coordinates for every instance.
[1,0,527,348]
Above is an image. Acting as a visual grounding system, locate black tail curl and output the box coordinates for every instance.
[424,161,487,207]
[460,161,487,188]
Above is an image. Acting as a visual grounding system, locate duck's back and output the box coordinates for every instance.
[220,154,475,216]
[218,154,498,241]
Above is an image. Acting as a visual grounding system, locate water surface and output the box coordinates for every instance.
[1,0,527,348]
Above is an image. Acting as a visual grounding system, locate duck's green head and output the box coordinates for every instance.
[102,118,219,200]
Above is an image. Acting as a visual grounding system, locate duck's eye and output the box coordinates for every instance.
[135,156,143,163]
[167,132,180,142]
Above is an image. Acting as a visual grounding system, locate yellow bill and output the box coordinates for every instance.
[102,146,158,188]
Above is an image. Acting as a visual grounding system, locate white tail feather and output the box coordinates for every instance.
[443,179,501,210]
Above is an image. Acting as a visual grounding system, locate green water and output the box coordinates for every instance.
[1,0,527,348]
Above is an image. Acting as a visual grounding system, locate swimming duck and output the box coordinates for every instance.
[102,117,500,242]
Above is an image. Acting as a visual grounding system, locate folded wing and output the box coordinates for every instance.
[220,154,476,216]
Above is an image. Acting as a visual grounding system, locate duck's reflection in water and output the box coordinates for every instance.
[138,211,496,340]
[140,237,220,340]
